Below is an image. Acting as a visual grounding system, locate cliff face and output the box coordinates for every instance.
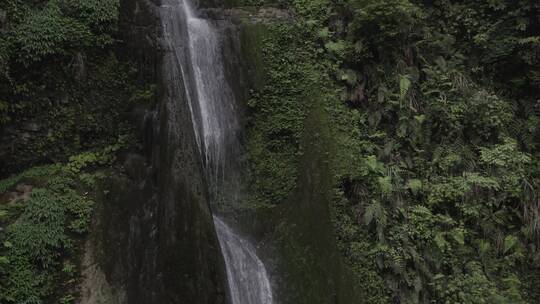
[82,1,229,303]
[83,1,360,303]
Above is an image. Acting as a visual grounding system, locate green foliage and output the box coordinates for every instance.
[346,0,423,57]
[0,52,139,176]
[0,0,141,302]
[5,0,119,63]
[61,0,119,32]
[245,22,322,205]
[65,136,126,175]
[0,0,139,177]
[244,0,540,302]
[12,5,90,63]
[0,154,102,303]
[291,0,330,20]
[323,0,540,301]
[425,1,540,95]
[0,164,62,194]
[399,75,411,101]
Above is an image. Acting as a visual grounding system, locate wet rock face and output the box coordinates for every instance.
[89,1,230,304]
[119,0,161,81]
[95,150,228,304]
[201,7,293,23]
[0,121,43,177]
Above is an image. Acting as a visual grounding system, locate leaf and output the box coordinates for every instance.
[399,75,411,101]
[407,179,423,194]
[433,273,445,281]
[477,239,491,257]
[434,232,448,250]
[317,27,331,39]
[324,40,347,59]
[518,36,540,45]
[378,176,393,196]
[414,115,426,124]
[364,200,386,227]
[397,121,408,138]
[390,253,406,274]
[503,235,518,254]
[339,69,358,86]
[451,229,465,245]
[365,155,382,173]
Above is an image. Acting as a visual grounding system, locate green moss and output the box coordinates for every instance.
[242,4,377,300]
[240,24,268,90]
[275,97,365,303]
[244,23,307,206]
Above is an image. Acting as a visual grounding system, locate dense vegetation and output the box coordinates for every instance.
[0,0,146,176]
[0,146,124,303]
[242,0,540,303]
[0,0,143,302]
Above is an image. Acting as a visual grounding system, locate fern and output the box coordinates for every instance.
[399,75,411,102]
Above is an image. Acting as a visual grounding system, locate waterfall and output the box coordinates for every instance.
[160,0,274,303]
[214,216,273,304]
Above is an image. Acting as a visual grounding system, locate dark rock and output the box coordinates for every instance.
[122,153,148,181]
[0,9,6,33]
[2,192,19,203]
[20,132,31,141]
[73,51,87,82]
[12,184,33,202]
[15,184,33,193]
[85,1,230,304]
[21,122,40,132]
[1,185,32,204]
[119,0,160,81]
[3,126,16,135]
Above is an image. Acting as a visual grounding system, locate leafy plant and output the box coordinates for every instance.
[0,154,101,303]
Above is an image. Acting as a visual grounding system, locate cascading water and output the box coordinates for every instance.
[214,217,274,304]
[160,0,274,303]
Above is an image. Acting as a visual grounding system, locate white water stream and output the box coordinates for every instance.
[160,1,274,303]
